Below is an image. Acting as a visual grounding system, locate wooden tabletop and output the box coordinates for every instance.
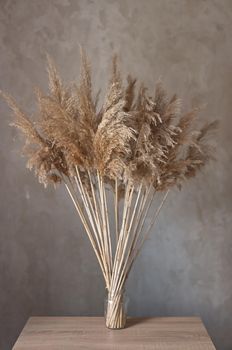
[13,317,216,350]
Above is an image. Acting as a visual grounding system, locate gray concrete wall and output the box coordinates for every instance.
[0,0,231,349]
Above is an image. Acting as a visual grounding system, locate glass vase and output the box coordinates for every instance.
[104,291,129,329]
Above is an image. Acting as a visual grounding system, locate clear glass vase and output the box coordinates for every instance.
[104,291,129,329]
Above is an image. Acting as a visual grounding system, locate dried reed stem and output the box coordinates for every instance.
[114,178,119,242]
[128,189,170,274]
[64,181,108,283]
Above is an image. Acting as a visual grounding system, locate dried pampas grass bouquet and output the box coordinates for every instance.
[1,50,217,329]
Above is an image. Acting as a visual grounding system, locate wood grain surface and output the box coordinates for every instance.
[13,317,216,350]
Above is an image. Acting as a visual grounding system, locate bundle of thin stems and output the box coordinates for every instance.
[64,168,168,328]
[1,49,217,329]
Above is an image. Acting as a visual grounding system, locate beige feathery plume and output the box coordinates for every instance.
[0,91,68,186]
[94,56,136,179]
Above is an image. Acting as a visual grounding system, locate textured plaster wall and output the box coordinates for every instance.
[0,0,231,349]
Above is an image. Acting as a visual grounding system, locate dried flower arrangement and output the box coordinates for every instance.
[1,50,217,329]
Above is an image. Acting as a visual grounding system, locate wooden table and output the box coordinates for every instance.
[13,317,216,350]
